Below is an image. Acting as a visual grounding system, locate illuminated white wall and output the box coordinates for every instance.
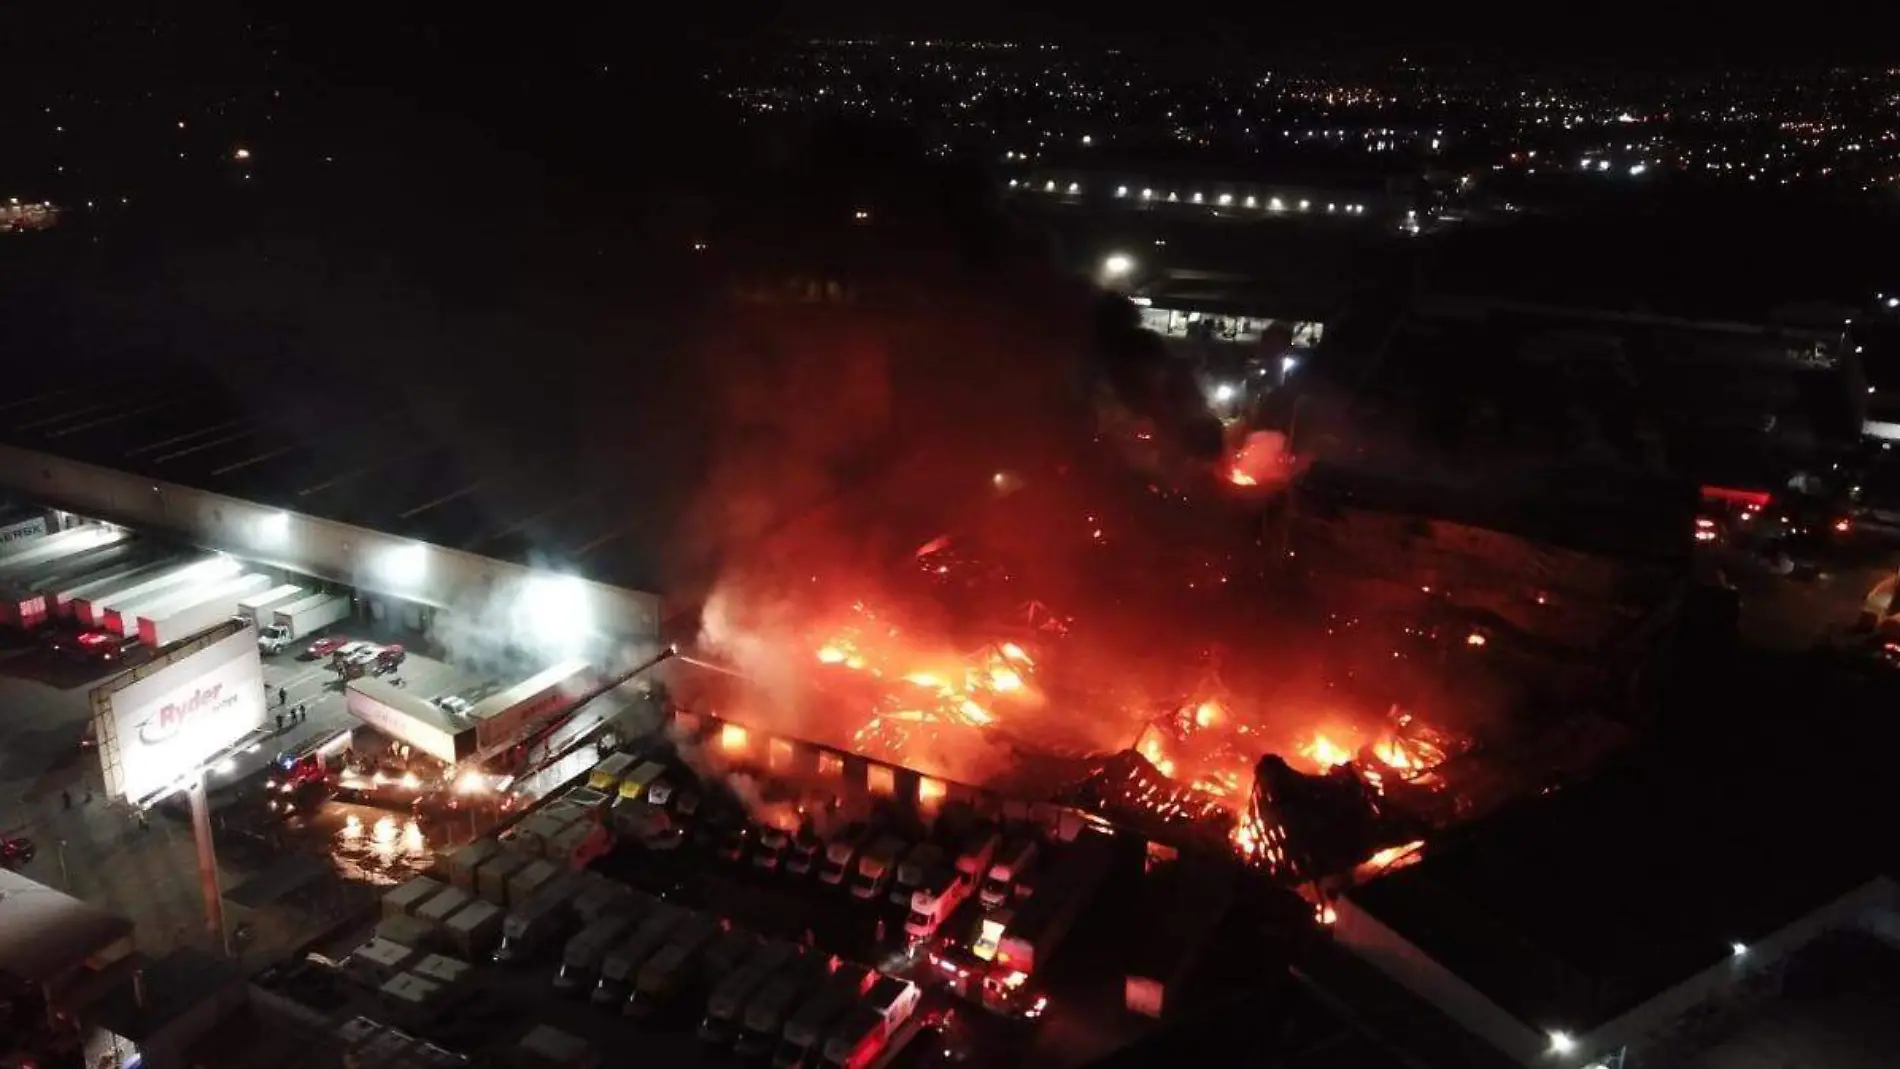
[0,444,661,646]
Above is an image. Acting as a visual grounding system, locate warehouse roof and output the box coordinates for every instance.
[1345,758,1885,1037]
[0,363,675,593]
[0,868,135,984]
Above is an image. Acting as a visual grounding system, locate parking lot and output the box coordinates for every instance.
[0,603,492,956]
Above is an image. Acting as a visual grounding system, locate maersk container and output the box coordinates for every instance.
[0,525,125,572]
[138,573,272,647]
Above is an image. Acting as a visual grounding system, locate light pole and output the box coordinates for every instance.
[56,838,69,890]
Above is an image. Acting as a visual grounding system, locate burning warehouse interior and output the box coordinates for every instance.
[656,150,1695,906]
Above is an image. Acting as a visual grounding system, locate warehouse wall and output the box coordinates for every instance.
[0,444,661,648]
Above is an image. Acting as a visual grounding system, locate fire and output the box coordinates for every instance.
[804,602,1042,766]
[1301,733,1353,769]
[1372,737,1419,771]
[1193,701,1221,729]
[1227,469,1258,487]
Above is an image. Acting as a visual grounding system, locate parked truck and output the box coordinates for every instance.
[258,592,351,653]
[904,863,974,943]
[629,924,757,1022]
[442,898,506,960]
[817,823,871,886]
[138,572,271,647]
[586,752,638,792]
[849,835,905,901]
[49,556,174,619]
[492,872,591,965]
[988,830,1115,979]
[770,964,875,1069]
[0,539,142,628]
[820,977,922,1069]
[888,844,945,907]
[72,555,222,628]
[735,952,839,1058]
[698,941,802,1045]
[476,849,531,906]
[506,858,561,909]
[622,913,720,1019]
[553,911,640,995]
[236,583,305,628]
[979,836,1039,909]
[589,899,682,1009]
[445,838,501,890]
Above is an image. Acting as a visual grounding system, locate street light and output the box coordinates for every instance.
[1102,253,1135,278]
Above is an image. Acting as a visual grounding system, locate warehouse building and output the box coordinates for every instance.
[1330,761,1900,1068]
[0,369,664,662]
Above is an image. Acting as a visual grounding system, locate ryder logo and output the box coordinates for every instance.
[137,682,236,745]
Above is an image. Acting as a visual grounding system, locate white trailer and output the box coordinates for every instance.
[236,583,305,628]
[138,573,271,647]
[0,540,143,628]
[465,659,600,762]
[258,592,351,652]
[89,556,235,633]
[0,525,124,573]
[54,557,180,619]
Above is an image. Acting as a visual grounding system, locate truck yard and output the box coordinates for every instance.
[231,716,1269,1069]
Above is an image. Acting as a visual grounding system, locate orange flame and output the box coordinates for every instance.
[1301,733,1352,769]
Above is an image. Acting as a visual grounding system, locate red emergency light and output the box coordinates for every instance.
[1700,485,1772,509]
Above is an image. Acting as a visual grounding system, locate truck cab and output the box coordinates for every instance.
[817,823,870,886]
[979,837,1038,909]
[752,825,793,871]
[849,835,905,901]
[954,828,1000,886]
[734,954,838,1058]
[629,924,754,1021]
[904,866,968,942]
[889,843,945,907]
[786,828,825,876]
[592,903,686,1008]
[623,914,718,1017]
[493,874,590,965]
[552,911,638,994]
[700,941,802,1045]
[772,964,874,1069]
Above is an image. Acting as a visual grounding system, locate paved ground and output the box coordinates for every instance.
[0,612,483,957]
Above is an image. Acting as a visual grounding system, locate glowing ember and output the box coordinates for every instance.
[1224,429,1298,490]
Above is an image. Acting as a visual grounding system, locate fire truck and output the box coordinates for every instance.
[263,729,353,817]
